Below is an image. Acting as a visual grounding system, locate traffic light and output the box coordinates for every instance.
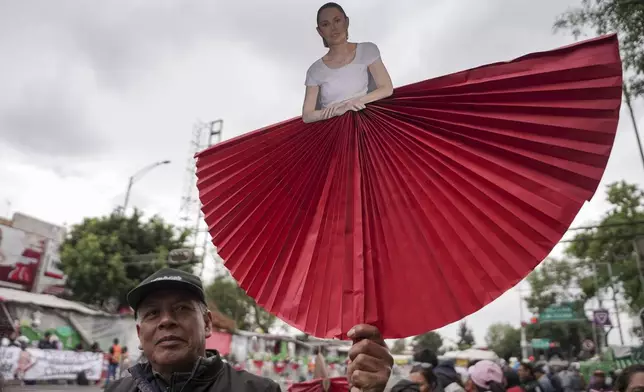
[530,316,539,324]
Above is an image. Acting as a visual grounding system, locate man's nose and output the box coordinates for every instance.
[157,310,179,328]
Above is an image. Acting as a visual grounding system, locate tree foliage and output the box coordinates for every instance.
[523,182,644,356]
[525,258,599,357]
[60,210,198,309]
[205,275,276,333]
[566,181,644,312]
[485,323,522,360]
[554,0,644,97]
[412,331,443,354]
[391,339,407,355]
[457,321,476,349]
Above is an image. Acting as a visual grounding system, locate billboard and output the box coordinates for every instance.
[0,224,47,290]
[11,212,66,281]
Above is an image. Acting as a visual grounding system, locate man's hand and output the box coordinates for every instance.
[347,324,393,392]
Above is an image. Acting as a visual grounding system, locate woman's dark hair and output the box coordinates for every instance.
[615,364,644,392]
[486,381,507,392]
[520,362,536,378]
[504,370,521,389]
[316,2,348,48]
[413,348,439,368]
[411,364,438,390]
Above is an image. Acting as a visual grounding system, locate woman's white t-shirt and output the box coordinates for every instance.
[305,42,381,109]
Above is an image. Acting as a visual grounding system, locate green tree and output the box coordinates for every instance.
[485,323,522,360]
[391,339,407,355]
[60,210,197,309]
[554,0,644,96]
[566,181,644,312]
[205,275,276,333]
[457,321,475,349]
[525,258,600,357]
[412,331,443,354]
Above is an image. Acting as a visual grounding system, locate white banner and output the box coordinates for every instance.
[0,347,104,381]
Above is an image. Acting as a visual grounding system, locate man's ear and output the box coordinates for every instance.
[204,310,214,338]
[316,26,323,38]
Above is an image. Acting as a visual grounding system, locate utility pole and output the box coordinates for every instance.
[606,263,625,345]
[623,84,644,171]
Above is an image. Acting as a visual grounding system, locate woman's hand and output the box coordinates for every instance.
[321,104,342,119]
[344,99,366,112]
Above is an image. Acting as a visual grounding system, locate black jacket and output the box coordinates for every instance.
[106,353,281,392]
[434,363,464,390]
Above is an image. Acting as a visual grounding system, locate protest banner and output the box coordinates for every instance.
[0,346,103,381]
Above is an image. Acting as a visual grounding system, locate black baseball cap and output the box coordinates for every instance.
[127,268,206,311]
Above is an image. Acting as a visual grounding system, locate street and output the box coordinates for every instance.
[4,385,102,391]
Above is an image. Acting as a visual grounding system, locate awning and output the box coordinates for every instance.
[206,331,232,356]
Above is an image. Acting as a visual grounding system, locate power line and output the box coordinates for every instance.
[567,220,644,232]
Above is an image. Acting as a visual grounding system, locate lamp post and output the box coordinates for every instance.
[121,160,171,214]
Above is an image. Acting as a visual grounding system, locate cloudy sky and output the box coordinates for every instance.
[1,0,643,345]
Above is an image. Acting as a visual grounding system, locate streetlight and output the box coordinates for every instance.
[121,160,171,214]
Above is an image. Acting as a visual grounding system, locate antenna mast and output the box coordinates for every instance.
[179,119,224,280]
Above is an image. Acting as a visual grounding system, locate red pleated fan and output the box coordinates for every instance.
[196,34,623,339]
[288,377,350,392]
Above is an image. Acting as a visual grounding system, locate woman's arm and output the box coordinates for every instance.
[302,85,341,123]
[355,58,394,105]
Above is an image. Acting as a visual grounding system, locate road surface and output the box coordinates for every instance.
[4,385,102,391]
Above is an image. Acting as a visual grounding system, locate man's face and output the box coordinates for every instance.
[136,290,213,371]
[518,365,529,380]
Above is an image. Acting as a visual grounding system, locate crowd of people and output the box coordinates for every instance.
[387,348,642,392]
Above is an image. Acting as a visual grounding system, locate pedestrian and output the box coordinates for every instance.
[505,370,524,392]
[518,363,543,392]
[409,363,439,392]
[119,346,131,379]
[614,364,644,392]
[588,370,611,392]
[106,267,393,391]
[465,360,506,392]
[413,349,464,392]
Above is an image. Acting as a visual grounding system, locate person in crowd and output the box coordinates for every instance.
[518,363,543,392]
[409,363,439,392]
[615,364,644,392]
[106,338,122,384]
[50,334,62,350]
[104,347,117,388]
[106,267,393,391]
[413,349,464,391]
[588,370,611,392]
[535,365,556,392]
[90,341,101,352]
[505,370,524,392]
[548,367,564,392]
[112,338,122,360]
[465,360,506,392]
[392,379,423,392]
[119,346,131,379]
[15,340,34,385]
[38,331,55,349]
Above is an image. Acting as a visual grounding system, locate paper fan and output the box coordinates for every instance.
[288,377,350,392]
[196,34,622,339]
